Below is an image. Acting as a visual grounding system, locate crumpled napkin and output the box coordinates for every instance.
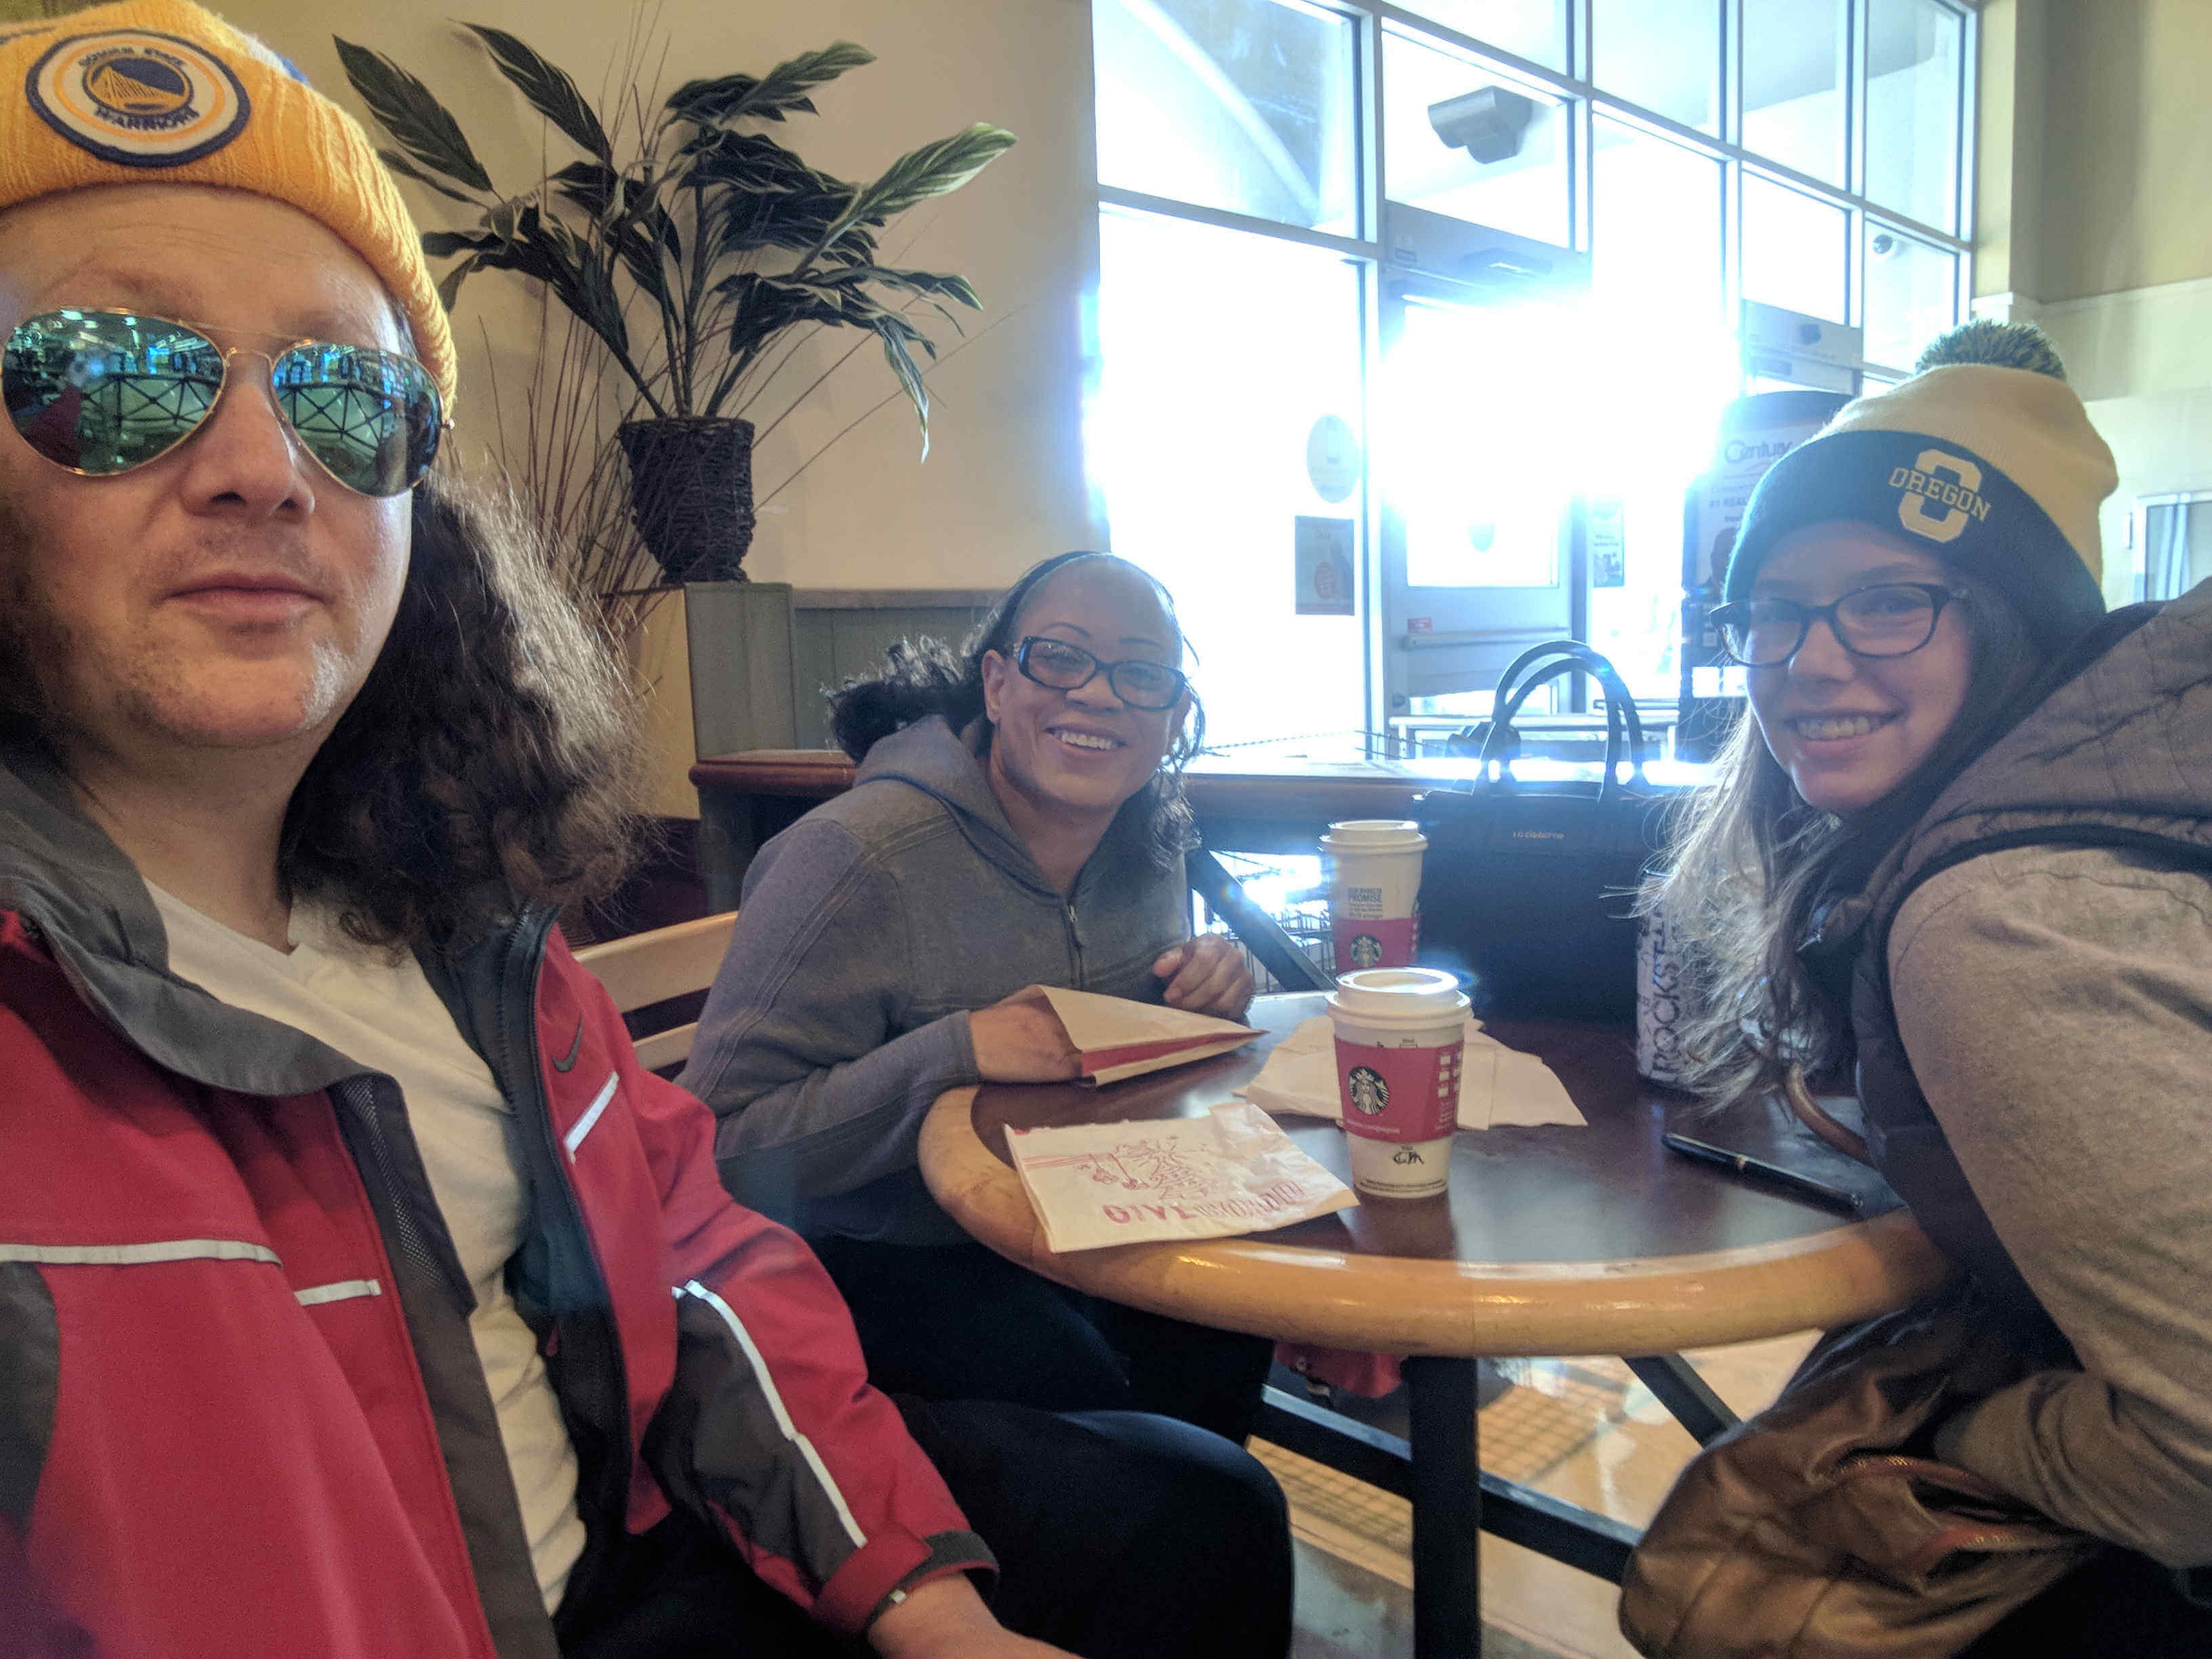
[1238,1016,1586,1129]
[1007,1101,1356,1252]
[1023,985,1261,1086]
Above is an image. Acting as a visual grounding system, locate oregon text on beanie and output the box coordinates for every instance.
[1722,323,2116,651]
[0,0,456,413]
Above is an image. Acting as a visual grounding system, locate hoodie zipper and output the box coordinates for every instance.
[1063,898,1087,989]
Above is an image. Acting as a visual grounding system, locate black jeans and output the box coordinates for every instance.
[554,1396,1293,1659]
[811,1235,1275,1445]
[1957,1549,2212,1658]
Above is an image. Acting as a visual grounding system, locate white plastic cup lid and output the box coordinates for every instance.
[1328,966,1468,1025]
[1319,819,1427,852]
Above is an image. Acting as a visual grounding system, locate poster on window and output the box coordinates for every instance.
[1294,516,1356,616]
[1685,394,1849,594]
[1589,496,1626,588]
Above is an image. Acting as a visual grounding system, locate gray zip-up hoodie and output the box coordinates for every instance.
[681,716,1190,1246]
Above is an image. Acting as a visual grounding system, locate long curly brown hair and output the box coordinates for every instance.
[0,469,647,952]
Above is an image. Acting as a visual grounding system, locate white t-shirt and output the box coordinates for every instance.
[148,885,586,1613]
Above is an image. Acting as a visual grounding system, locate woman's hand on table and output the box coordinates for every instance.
[968,993,1082,1083]
[1153,934,1255,1021]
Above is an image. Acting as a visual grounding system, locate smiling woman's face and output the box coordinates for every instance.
[979,559,1189,826]
[1746,523,1975,814]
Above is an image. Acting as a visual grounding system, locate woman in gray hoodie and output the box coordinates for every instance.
[682,552,1274,1443]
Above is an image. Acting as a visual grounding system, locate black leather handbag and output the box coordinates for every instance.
[1414,641,1670,1023]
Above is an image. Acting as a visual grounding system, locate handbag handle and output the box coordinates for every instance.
[1784,1065,1873,1164]
[1476,640,1651,796]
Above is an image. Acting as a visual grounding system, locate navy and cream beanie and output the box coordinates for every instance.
[1723,321,2117,651]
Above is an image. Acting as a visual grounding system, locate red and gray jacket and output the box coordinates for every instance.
[0,752,994,1659]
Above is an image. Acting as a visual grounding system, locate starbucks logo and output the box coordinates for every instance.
[1347,1065,1389,1116]
[1349,932,1382,969]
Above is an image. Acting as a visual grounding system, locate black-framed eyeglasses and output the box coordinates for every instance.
[1709,583,1967,668]
[3,307,446,497]
[1013,636,1189,711]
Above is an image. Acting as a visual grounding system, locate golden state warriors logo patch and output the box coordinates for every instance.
[26,29,251,167]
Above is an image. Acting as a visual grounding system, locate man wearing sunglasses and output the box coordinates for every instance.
[0,6,1286,1659]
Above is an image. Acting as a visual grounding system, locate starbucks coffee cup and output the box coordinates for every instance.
[1327,967,1469,1199]
[1319,819,1427,972]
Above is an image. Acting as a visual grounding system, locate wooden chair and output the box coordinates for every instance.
[573,911,739,1073]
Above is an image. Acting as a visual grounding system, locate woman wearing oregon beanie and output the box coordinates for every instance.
[1645,321,2212,1654]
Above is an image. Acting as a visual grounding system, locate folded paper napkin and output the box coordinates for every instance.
[1239,1016,1586,1129]
[1027,985,1261,1085]
[1007,1101,1357,1252]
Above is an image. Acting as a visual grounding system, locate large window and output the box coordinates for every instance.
[1092,0,1973,739]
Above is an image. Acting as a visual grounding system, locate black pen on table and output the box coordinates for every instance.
[1662,1132,1865,1215]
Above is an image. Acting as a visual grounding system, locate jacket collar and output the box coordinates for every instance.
[1,741,396,1098]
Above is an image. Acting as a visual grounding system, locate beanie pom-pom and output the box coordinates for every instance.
[1913,319,2068,381]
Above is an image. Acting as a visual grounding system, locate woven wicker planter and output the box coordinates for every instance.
[617,415,757,585]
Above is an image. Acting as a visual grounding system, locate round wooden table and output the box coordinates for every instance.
[919,992,1950,1658]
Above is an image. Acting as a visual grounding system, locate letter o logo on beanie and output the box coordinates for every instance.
[1893,447,1991,545]
[27,28,251,167]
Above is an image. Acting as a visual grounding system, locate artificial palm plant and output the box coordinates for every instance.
[335,24,1015,582]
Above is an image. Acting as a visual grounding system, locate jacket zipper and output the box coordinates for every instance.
[334,1073,471,1312]
[498,911,633,1525]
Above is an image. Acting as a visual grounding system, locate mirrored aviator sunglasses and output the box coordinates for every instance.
[3,308,444,497]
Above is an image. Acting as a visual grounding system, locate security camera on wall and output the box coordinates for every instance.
[1427,85,1537,164]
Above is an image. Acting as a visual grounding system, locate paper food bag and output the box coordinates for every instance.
[1008,1102,1356,1252]
[1024,985,1261,1085]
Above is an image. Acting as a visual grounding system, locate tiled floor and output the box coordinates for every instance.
[1269,1331,1822,1658]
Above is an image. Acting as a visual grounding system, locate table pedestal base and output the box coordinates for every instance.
[1258,1378,1645,1658]
[1408,1357,1483,1656]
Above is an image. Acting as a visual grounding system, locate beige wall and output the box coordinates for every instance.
[2037,279,2212,605]
[218,0,1102,815]
[2035,0,2212,303]
[1980,0,2212,306]
[1975,0,2212,607]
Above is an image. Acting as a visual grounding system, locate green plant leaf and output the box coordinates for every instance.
[837,265,982,310]
[718,176,870,261]
[874,316,930,456]
[420,228,503,258]
[378,148,482,205]
[333,36,493,192]
[674,128,815,194]
[719,270,873,342]
[820,123,1015,248]
[767,264,972,331]
[470,204,632,366]
[548,158,621,218]
[465,24,612,163]
[665,41,875,125]
[547,160,676,304]
[434,255,480,312]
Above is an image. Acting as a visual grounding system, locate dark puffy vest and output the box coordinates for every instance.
[1826,583,2212,1361]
